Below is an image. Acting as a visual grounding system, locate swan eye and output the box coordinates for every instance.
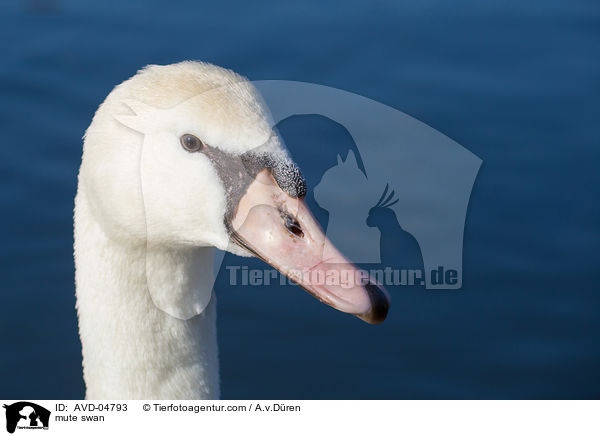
[180,134,205,152]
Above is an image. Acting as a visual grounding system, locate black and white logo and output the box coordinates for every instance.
[3,402,50,433]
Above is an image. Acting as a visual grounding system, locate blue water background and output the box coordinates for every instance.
[0,0,599,398]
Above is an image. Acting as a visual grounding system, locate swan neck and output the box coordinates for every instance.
[74,189,220,399]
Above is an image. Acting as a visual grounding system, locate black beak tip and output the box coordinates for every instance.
[358,282,391,324]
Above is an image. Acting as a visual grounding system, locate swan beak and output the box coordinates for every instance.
[229,169,390,324]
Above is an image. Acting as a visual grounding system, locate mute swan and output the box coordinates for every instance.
[74,61,390,399]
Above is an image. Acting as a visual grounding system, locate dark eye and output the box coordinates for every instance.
[180,134,205,152]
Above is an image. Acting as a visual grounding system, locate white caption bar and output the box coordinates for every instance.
[0,400,597,436]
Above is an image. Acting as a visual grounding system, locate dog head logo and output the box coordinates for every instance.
[2,402,50,433]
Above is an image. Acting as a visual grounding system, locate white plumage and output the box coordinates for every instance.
[75,62,278,399]
[74,61,389,399]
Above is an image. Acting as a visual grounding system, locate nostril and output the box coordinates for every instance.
[287,221,304,238]
[282,212,304,238]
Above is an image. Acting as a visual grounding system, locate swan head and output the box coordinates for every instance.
[80,61,389,324]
